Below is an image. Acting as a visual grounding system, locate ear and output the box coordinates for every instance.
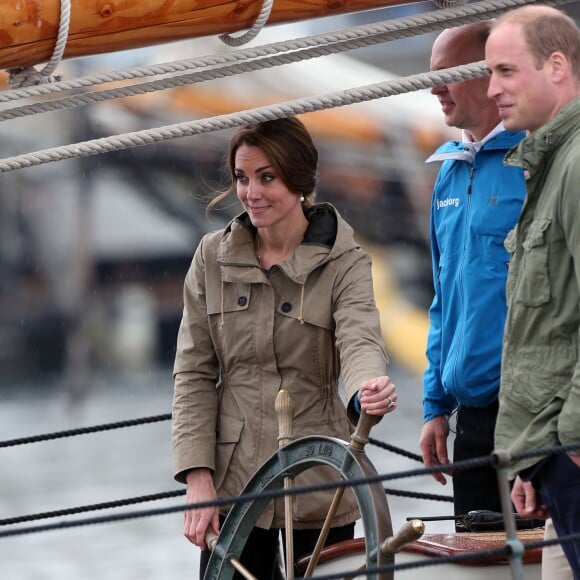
[547,51,568,83]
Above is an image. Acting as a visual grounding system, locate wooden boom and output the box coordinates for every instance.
[0,0,413,70]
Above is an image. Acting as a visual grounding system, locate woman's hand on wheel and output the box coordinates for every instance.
[359,376,397,416]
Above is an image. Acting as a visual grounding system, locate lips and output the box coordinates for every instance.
[440,101,454,114]
[248,205,269,214]
[496,103,513,117]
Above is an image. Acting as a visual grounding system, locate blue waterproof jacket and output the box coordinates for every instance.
[423,130,526,422]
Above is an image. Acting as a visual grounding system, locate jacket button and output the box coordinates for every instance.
[281,302,292,313]
[238,296,247,306]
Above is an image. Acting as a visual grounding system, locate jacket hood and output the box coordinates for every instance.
[219,203,359,285]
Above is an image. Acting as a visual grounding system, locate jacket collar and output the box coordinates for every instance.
[216,203,355,284]
[233,204,338,247]
[426,129,526,164]
[505,97,580,172]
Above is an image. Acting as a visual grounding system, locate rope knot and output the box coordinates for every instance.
[8,0,71,89]
[8,67,62,89]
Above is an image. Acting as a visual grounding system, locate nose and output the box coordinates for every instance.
[246,179,261,200]
[487,73,500,99]
[431,83,446,96]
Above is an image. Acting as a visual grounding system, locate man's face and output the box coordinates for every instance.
[486,24,556,133]
[430,30,497,139]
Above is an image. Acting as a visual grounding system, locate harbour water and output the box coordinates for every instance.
[0,363,452,580]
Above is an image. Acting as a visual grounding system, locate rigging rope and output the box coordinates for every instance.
[0,62,490,174]
[0,0,571,106]
[1,419,577,526]
[0,445,578,539]
[0,413,171,448]
[0,487,452,527]
[0,411,424,468]
[0,0,573,174]
[4,413,575,533]
[0,463,466,538]
[0,490,184,527]
[7,0,71,88]
[0,446,578,580]
[0,453,521,537]
[369,436,423,463]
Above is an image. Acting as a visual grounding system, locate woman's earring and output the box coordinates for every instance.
[300,195,305,202]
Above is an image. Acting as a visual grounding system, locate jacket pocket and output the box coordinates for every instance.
[503,345,569,413]
[206,283,251,317]
[214,414,244,491]
[276,291,334,329]
[517,219,551,307]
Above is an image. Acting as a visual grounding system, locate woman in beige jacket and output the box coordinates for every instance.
[172,116,397,578]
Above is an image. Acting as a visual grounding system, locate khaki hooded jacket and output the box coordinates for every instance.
[172,203,388,529]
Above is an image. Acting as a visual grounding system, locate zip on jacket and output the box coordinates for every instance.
[422,130,526,422]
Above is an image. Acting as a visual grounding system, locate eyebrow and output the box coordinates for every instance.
[488,61,512,69]
[235,164,273,174]
[254,165,273,173]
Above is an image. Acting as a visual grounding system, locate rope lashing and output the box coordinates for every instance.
[431,0,468,8]
[8,0,71,88]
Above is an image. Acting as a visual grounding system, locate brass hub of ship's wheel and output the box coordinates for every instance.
[204,434,393,580]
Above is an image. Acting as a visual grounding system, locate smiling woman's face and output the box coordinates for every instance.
[234,143,302,230]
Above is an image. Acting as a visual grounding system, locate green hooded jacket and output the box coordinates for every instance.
[495,97,580,479]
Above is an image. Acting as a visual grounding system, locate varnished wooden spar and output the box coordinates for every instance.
[0,0,412,70]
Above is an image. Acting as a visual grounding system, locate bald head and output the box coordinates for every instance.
[431,21,492,69]
[430,21,500,141]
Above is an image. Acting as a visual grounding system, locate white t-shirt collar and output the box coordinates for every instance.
[461,122,505,155]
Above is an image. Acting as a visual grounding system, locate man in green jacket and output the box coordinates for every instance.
[486,5,580,575]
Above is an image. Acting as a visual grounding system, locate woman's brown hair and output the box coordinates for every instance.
[208,116,318,214]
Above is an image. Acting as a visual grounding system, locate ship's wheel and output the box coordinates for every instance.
[204,425,394,579]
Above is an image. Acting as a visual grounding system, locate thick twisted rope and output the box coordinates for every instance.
[0,0,571,106]
[0,62,489,174]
